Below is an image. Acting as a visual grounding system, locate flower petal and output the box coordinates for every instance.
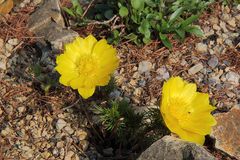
[78,87,95,99]
[162,111,205,145]
[82,35,97,55]
[180,130,205,145]
[70,77,85,89]
[96,75,111,86]
[191,93,216,113]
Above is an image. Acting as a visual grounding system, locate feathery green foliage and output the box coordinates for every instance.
[92,100,170,156]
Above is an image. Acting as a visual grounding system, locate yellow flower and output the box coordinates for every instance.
[160,77,216,145]
[55,35,119,99]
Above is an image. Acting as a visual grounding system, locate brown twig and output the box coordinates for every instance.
[81,0,95,19]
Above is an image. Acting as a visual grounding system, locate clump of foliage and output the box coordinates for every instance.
[31,64,58,93]
[63,0,214,48]
[92,100,169,157]
[31,43,58,94]
[117,0,213,48]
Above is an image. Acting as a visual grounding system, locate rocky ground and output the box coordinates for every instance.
[0,0,239,160]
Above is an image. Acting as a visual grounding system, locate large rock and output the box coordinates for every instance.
[138,136,215,160]
[28,0,64,32]
[211,106,240,159]
[35,21,78,50]
[28,0,78,50]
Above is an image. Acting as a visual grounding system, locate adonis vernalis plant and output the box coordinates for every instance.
[160,77,216,145]
[55,35,119,99]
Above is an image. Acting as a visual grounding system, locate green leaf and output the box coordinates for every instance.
[125,33,140,45]
[71,0,83,16]
[160,19,169,33]
[146,14,155,19]
[143,37,151,44]
[71,0,81,8]
[119,6,129,17]
[32,64,41,77]
[113,30,120,38]
[62,7,75,17]
[104,10,114,19]
[180,15,198,28]
[75,7,83,16]
[159,33,173,49]
[169,7,184,24]
[175,29,185,40]
[138,19,151,38]
[145,0,156,7]
[131,0,145,10]
[125,33,138,41]
[186,25,204,37]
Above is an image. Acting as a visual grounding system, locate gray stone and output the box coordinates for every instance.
[1,126,13,137]
[5,43,13,52]
[65,151,75,160]
[221,13,231,22]
[211,107,240,159]
[35,21,78,50]
[109,90,121,99]
[213,24,221,31]
[195,43,208,53]
[0,38,4,50]
[80,140,89,151]
[208,56,218,69]
[225,71,239,85]
[64,126,74,135]
[0,55,7,70]
[76,130,88,141]
[156,66,170,80]
[209,17,219,25]
[138,79,146,87]
[28,0,64,32]
[219,21,228,33]
[33,0,42,5]
[188,63,204,75]
[56,119,67,130]
[103,148,114,156]
[225,39,233,47]
[138,136,215,160]
[138,61,152,74]
[227,18,236,28]
[7,38,19,46]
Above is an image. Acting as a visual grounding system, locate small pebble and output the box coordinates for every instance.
[56,119,67,130]
[225,71,239,85]
[8,38,19,46]
[208,55,219,69]
[64,126,74,135]
[188,63,204,75]
[80,140,89,151]
[5,43,13,52]
[76,130,88,141]
[195,43,208,53]
[65,151,75,160]
[138,61,152,74]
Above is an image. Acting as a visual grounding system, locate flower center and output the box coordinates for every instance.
[76,56,96,76]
